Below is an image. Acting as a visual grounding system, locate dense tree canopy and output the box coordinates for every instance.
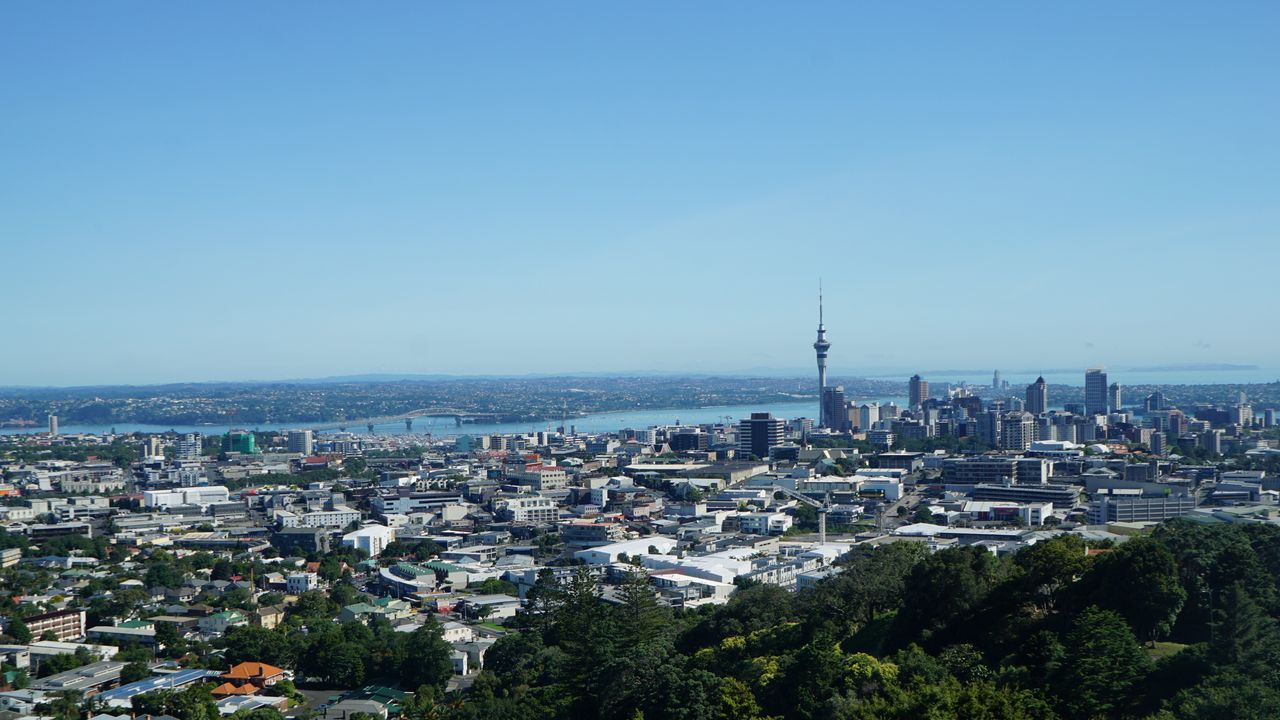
[428,521,1280,720]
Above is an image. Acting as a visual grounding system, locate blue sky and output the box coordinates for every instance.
[2,2,1277,385]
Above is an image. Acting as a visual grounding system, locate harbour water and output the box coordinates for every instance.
[0,397,903,439]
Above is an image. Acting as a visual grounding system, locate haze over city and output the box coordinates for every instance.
[4,2,1279,386]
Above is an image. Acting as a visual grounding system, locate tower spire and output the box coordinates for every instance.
[813,280,831,427]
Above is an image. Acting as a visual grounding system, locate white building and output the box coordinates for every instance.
[736,512,793,535]
[573,537,679,565]
[287,430,314,456]
[142,486,230,509]
[342,524,395,557]
[493,495,559,523]
[279,506,361,529]
[286,573,320,594]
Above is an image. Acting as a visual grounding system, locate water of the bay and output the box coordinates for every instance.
[0,398,905,438]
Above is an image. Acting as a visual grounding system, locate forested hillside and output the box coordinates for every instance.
[435,520,1280,720]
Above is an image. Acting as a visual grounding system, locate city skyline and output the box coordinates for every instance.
[4,2,1279,385]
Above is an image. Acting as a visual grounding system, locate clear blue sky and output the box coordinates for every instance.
[3,2,1277,385]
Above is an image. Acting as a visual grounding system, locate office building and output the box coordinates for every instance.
[942,456,1019,485]
[738,413,784,460]
[1085,369,1108,416]
[857,403,879,431]
[1145,392,1167,412]
[48,415,58,436]
[972,483,1080,507]
[821,386,847,431]
[1088,496,1195,524]
[909,375,929,410]
[287,430,314,456]
[1108,383,1122,413]
[1151,432,1167,456]
[1025,376,1048,415]
[992,370,1001,389]
[976,410,1001,448]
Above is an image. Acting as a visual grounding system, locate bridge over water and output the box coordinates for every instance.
[308,408,473,432]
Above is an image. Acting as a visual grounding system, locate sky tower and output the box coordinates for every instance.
[814,285,830,427]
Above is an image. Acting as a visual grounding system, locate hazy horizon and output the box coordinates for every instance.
[2,363,1276,391]
[4,2,1277,386]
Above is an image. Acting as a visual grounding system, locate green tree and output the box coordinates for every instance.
[120,661,152,684]
[1055,606,1153,720]
[399,624,455,690]
[7,617,31,643]
[1073,537,1186,643]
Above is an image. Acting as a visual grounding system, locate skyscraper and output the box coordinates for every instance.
[288,429,314,455]
[992,370,1001,389]
[813,287,831,427]
[738,412,784,459]
[1085,369,1108,416]
[821,386,847,432]
[47,414,58,436]
[1025,376,1048,415]
[909,374,929,409]
[1108,383,1122,413]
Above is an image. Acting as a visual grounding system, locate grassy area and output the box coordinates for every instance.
[1148,641,1188,660]
[477,622,507,632]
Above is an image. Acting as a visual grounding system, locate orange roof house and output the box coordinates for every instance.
[221,662,287,690]
[211,682,259,697]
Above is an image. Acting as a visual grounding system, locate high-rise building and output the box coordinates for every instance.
[909,375,929,410]
[1266,409,1277,428]
[176,433,203,460]
[738,412,784,460]
[1200,429,1223,455]
[1000,411,1038,451]
[813,288,831,427]
[976,410,1001,448]
[1085,369,1108,416]
[224,430,256,455]
[857,403,879,431]
[992,370,1001,390]
[1025,376,1048,415]
[1150,431,1166,456]
[1108,383,1122,413]
[288,429,314,455]
[821,386,847,432]
[48,414,59,436]
[1145,392,1166,412]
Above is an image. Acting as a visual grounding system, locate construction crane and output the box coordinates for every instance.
[775,486,832,545]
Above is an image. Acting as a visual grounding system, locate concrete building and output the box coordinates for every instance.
[1085,369,1109,416]
[738,413,784,460]
[22,610,86,642]
[1000,412,1038,452]
[1088,495,1195,524]
[1108,383,1122,412]
[342,524,395,557]
[908,375,929,410]
[286,573,320,595]
[821,386,847,431]
[493,495,559,524]
[1025,376,1048,415]
[287,430,314,456]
